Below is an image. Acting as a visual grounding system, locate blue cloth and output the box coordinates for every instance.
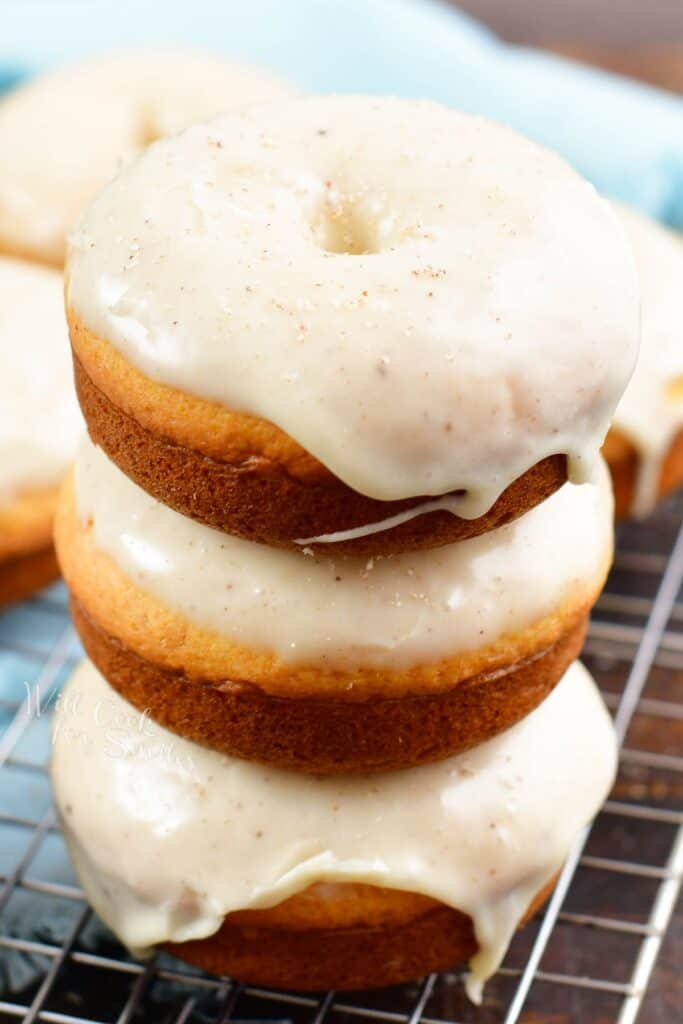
[0,0,682,225]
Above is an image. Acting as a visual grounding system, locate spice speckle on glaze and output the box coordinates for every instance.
[74,437,613,670]
[52,658,617,1003]
[66,96,639,514]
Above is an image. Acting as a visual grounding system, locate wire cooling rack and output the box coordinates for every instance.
[0,498,682,1024]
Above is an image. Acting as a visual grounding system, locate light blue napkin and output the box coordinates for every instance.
[1,0,682,226]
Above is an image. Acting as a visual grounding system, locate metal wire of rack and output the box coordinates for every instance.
[0,498,682,1024]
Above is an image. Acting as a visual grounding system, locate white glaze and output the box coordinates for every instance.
[66,96,639,513]
[611,203,683,516]
[75,437,613,670]
[295,493,472,545]
[52,658,617,1001]
[0,49,294,265]
[0,256,82,505]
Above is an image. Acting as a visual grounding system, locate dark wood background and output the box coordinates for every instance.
[449,0,683,91]
[452,0,683,44]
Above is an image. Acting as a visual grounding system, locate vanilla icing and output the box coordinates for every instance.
[0,50,294,266]
[75,437,613,671]
[294,493,482,545]
[611,203,683,516]
[0,256,82,506]
[52,658,617,1001]
[66,96,639,513]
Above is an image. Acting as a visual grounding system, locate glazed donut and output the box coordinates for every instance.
[65,95,639,555]
[55,436,613,773]
[0,256,82,606]
[0,49,295,267]
[51,658,617,998]
[603,203,683,518]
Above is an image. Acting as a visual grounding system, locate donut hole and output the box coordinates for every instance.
[312,189,388,256]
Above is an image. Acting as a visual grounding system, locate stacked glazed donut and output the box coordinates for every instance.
[52,96,639,998]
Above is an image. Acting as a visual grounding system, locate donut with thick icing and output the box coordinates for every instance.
[54,436,613,772]
[0,256,82,606]
[51,658,616,998]
[65,95,639,554]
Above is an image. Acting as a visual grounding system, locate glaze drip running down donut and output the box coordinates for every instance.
[65,96,639,551]
[51,659,617,1001]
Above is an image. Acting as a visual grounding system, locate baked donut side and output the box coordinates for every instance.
[165,877,557,992]
[70,595,587,773]
[0,546,59,608]
[0,485,60,562]
[0,482,66,609]
[71,332,567,555]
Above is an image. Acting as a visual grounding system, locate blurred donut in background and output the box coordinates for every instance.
[603,203,683,519]
[0,256,82,606]
[0,49,296,266]
[0,50,294,605]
